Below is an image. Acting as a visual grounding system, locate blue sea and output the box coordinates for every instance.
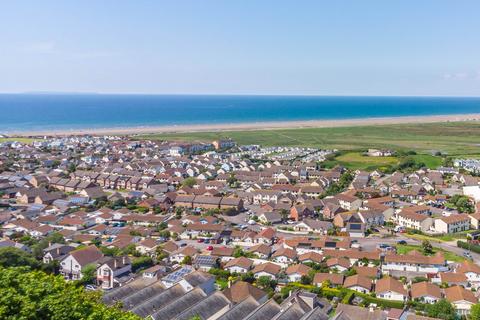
[0,94,480,133]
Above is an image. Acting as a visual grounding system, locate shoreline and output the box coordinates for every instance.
[6,113,480,137]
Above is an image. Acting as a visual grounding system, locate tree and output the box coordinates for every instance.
[182,177,197,188]
[240,272,255,283]
[76,263,96,285]
[181,256,192,265]
[0,247,40,269]
[426,299,456,320]
[257,276,276,291]
[132,256,154,272]
[422,240,434,255]
[300,274,312,285]
[471,303,480,320]
[280,209,289,222]
[0,267,140,319]
[227,174,238,187]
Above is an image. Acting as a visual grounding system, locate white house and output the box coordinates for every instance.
[434,214,470,234]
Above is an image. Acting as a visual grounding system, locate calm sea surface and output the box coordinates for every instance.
[0,94,480,132]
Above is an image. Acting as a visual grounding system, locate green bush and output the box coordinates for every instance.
[457,241,480,254]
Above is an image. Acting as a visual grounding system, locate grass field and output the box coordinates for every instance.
[327,152,399,170]
[138,121,480,155]
[0,137,40,143]
[395,244,464,262]
[138,121,480,170]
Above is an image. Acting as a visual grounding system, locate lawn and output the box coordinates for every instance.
[137,121,480,155]
[331,152,399,170]
[395,244,464,262]
[0,137,40,143]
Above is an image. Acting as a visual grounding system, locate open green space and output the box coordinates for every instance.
[0,137,40,143]
[395,244,465,262]
[138,121,480,155]
[138,121,480,170]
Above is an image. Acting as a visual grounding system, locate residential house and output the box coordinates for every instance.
[375,277,408,301]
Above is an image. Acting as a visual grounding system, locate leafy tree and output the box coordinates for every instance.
[181,177,197,188]
[426,299,456,320]
[100,246,120,257]
[300,274,312,285]
[422,240,434,255]
[181,256,192,265]
[471,303,480,320]
[280,209,289,222]
[240,272,255,283]
[76,263,97,285]
[257,276,277,291]
[0,247,40,269]
[227,174,238,187]
[0,267,140,319]
[132,256,154,272]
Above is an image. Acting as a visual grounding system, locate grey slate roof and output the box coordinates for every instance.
[130,283,187,318]
[216,296,260,320]
[151,287,207,320]
[175,291,231,320]
[103,277,155,305]
[121,281,165,310]
[244,299,281,320]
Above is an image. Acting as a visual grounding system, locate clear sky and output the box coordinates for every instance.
[1,1,479,96]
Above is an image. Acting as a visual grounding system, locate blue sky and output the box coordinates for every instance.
[1,1,479,96]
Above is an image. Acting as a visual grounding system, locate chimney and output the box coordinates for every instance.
[122,256,127,265]
[114,258,117,269]
[228,280,232,288]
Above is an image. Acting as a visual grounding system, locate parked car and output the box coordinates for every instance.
[206,245,213,251]
[197,239,204,243]
[397,240,407,245]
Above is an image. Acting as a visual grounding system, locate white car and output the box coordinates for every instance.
[248,219,256,225]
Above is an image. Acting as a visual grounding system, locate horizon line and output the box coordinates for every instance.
[1,92,480,98]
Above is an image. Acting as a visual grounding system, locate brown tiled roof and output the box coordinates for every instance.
[375,277,407,296]
[272,247,297,259]
[69,245,103,267]
[444,285,477,304]
[225,257,253,269]
[313,273,344,286]
[343,275,372,290]
[222,281,267,303]
[211,246,234,257]
[285,264,312,276]
[440,214,470,224]
[410,282,441,299]
[326,257,351,269]
[439,272,468,283]
[252,262,281,275]
[354,266,379,278]
[457,261,480,275]
[298,252,324,263]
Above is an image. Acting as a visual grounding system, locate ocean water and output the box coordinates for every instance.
[0,94,480,133]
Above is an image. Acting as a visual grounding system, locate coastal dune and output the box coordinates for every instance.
[11,113,480,137]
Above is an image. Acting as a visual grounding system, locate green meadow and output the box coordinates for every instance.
[137,121,480,170]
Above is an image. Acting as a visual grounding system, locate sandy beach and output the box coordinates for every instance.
[9,113,480,137]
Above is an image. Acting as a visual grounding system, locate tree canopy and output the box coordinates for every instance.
[425,299,457,320]
[0,267,140,320]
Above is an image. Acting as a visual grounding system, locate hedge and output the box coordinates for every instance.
[457,241,480,254]
[285,282,405,309]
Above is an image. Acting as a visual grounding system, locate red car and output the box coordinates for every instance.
[206,245,213,251]
[197,239,204,243]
